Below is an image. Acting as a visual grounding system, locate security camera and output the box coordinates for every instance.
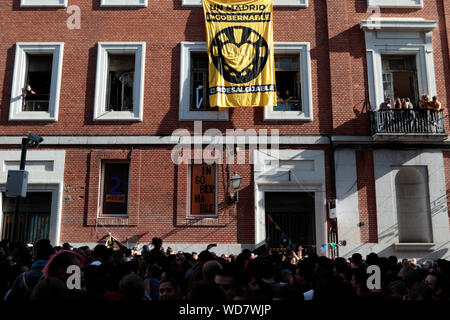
[27,133,43,147]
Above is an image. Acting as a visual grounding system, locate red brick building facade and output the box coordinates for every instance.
[0,0,449,260]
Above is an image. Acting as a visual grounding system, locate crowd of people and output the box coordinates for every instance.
[379,94,441,111]
[0,237,449,302]
[377,94,443,132]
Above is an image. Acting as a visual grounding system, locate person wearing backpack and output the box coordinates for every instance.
[3,239,54,301]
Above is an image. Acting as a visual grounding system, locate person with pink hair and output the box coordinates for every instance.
[30,250,85,301]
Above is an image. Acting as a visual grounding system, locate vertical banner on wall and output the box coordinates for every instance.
[191,164,216,216]
[202,0,277,108]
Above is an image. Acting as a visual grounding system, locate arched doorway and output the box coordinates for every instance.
[395,167,433,243]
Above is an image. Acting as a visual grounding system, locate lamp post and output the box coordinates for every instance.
[10,133,43,242]
[228,172,242,205]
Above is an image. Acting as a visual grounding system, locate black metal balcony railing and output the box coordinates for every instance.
[22,94,50,112]
[370,109,445,134]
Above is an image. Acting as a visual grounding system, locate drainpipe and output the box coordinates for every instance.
[327,135,339,257]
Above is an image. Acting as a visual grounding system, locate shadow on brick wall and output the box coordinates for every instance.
[0,46,15,124]
[333,98,372,136]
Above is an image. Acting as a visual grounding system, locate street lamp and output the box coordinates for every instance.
[228,172,242,205]
[10,133,43,242]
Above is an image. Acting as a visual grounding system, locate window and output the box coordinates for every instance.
[181,0,308,7]
[395,167,432,243]
[190,53,219,112]
[101,162,129,216]
[107,54,135,112]
[360,18,437,110]
[93,42,145,121]
[274,55,301,112]
[20,0,67,7]
[23,54,53,112]
[263,42,312,121]
[180,42,312,121]
[179,42,228,121]
[9,43,64,121]
[382,55,419,106]
[367,0,423,8]
[190,164,217,217]
[100,0,148,7]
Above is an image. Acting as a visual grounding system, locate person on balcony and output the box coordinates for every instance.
[378,98,393,132]
[429,96,442,112]
[402,98,414,109]
[379,97,392,109]
[402,98,416,132]
[394,97,402,109]
[419,94,430,109]
[22,84,36,97]
[428,96,442,133]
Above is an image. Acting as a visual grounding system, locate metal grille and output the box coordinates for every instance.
[265,192,315,252]
[2,192,51,243]
[2,213,49,243]
[371,109,445,134]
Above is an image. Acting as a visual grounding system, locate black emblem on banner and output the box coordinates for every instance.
[210,26,269,84]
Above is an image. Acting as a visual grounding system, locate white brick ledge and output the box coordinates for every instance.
[0,135,330,145]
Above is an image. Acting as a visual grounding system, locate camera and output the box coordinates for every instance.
[27,133,44,147]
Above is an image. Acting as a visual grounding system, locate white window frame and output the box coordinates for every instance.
[94,42,146,121]
[20,0,67,7]
[264,42,313,121]
[180,42,313,121]
[100,0,148,7]
[181,0,308,7]
[367,0,423,8]
[179,42,229,121]
[9,43,64,122]
[360,18,437,110]
[99,161,130,218]
[188,163,218,218]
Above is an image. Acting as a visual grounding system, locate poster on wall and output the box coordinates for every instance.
[202,0,277,108]
[191,164,216,216]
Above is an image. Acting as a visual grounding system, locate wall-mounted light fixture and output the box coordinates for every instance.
[229,172,242,205]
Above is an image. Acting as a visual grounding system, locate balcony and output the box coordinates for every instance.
[370,109,447,142]
[22,94,50,112]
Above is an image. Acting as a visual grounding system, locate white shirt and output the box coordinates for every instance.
[304,289,314,300]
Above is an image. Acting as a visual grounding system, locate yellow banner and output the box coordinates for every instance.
[202,0,277,108]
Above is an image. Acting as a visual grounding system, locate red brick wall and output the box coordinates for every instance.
[326,0,450,135]
[355,150,378,243]
[0,0,333,136]
[0,1,447,137]
[59,146,258,244]
[60,144,331,244]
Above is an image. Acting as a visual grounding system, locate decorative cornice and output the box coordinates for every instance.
[360,18,437,32]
